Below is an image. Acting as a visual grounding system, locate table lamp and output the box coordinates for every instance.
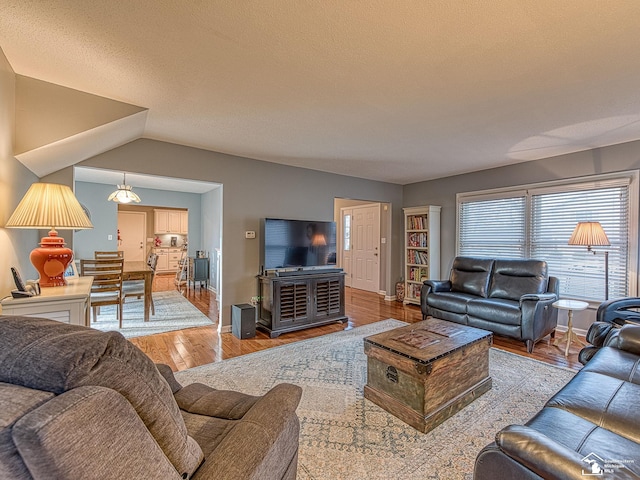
[568,221,610,300]
[5,183,93,287]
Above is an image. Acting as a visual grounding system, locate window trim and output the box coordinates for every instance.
[456,171,639,302]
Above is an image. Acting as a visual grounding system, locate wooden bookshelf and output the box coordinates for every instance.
[403,206,441,305]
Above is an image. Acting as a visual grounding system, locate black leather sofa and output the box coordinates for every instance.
[474,324,640,479]
[421,257,559,352]
[579,297,640,364]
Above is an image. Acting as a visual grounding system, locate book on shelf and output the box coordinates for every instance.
[408,266,428,282]
[407,283,422,299]
[407,215,428,230]
[407,250,429,265]
[407,232,428,247]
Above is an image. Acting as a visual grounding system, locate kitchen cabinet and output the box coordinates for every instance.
[154,209,188,234]
[155,248,169,271]
[180,211,189,234]
[154,247,183,273]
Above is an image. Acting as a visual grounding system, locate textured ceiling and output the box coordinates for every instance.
[2,1,640,184]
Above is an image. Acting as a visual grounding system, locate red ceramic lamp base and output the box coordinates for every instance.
[29,230,73,287]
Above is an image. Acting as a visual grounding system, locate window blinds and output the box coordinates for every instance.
[531,186,628,301]
[457,176,632,301]
[459,196,526,258]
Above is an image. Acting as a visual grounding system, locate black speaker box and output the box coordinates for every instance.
[232,303,256,339]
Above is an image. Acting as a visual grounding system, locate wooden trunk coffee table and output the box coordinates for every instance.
[363,318,493,433]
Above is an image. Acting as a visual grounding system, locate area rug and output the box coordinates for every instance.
[176,319,576,480]
[90,290,213,339]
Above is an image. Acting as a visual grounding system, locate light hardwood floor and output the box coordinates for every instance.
[129,274,585,372]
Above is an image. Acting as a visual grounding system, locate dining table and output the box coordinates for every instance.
[123,261,154,322]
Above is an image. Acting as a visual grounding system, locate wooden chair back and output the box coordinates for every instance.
[95,251,124,259]
[80,258,125,327]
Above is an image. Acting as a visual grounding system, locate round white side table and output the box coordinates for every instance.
[552,299,588,357]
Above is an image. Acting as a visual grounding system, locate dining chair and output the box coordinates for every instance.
[123,253,158,315]
[80,258,125,327]
[95,251,124,259]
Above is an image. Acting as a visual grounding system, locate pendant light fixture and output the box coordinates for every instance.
[107,172,141,204]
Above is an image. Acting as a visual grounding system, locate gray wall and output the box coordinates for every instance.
[74,181,204,260]
[78,138,404,329]
[0,47,39,298]
[403,140,640,331]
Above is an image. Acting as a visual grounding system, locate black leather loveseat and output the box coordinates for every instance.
[474,324,640,479]
[421,257,559,352]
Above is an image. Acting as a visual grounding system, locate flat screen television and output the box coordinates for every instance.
[262,218,337,271]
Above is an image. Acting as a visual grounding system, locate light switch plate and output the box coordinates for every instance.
[245,231,256,239]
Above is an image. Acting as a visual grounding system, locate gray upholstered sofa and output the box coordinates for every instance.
[0,315,302,480]
[421,257,559,352]
[474,324,640,479]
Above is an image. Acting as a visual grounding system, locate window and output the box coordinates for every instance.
[457,172,638,302]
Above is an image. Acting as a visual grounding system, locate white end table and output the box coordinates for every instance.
[552,299,588,357]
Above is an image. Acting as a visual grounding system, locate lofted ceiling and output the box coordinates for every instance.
[2,1,640,185]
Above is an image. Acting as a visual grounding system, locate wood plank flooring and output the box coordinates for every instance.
[130,274,585,372]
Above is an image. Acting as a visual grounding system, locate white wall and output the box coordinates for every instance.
[0,47,39,300]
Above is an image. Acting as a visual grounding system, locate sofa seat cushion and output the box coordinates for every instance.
[175,382,260,420]
[545,371,640,443]
[524,407,640,477]
[488,259,548,301]
[0,315,203,477]
[427,292,477,314]
[0,383,55,478]
[449,257,494,298]
[467,298,521,326]
[181,411,236,457]
[580,346,640,385]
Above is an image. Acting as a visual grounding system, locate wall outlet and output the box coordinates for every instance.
[245,231,256,239]
[107,234,113,240]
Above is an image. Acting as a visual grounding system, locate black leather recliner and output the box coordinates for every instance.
[474,324,640,479]
[578,297,640,364]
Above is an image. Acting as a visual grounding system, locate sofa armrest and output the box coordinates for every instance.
[423,279,451,292]
[156,363,184,394]
[421,280,451,317]
[13,386,185,480]
[519,293,556,305]
[616,325,640,356]
[190,383,302,480]
[520,293,559,344]
[496,425,594,480]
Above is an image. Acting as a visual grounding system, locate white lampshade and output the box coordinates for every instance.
[5,182,93,287]
[6,183,93,230]
[568,221,610,249]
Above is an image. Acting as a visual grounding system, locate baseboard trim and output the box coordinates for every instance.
[219,324,232,334]
[384,295,397,302]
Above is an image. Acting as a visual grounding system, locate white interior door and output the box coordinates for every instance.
[117,211,146,261]
[351,205,380,293]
